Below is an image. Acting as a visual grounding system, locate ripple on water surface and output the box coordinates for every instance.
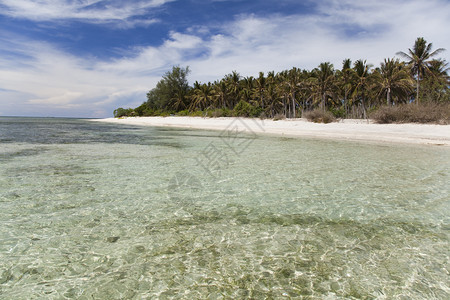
[0,118,449,299]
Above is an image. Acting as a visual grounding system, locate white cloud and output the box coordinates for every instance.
[0,0,448,117]
[0,0,173,26]
[0,39,156,117]
[187,0,450,79]
[28,91,84,106]
[164,32,203,49]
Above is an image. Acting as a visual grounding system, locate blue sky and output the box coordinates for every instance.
[0,0,449,118]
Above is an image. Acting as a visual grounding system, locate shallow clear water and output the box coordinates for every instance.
[0,117,449,299]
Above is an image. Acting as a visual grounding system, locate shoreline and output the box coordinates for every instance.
[91,116,450,146]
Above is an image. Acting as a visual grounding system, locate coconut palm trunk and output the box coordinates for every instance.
[416,69,420,105]
[292,92,296,118]
[387,87,391,106]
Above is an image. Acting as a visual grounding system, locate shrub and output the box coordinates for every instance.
[113,107,134,118]
[273,113,286,121]
[329,107,345,118]
[134,103,149,116]
[176,109,190,116]
[233,100,262,117]
[189,110,204,117]
[154,109,173,117]
[205,108,232,118]
[303,109,336,123]
[371,103,450,124]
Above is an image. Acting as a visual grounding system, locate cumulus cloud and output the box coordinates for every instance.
[0,0,448,117]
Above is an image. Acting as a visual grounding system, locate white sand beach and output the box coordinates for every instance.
[92,117,450,146]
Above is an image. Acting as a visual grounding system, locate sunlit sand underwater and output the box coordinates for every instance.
[0,117,449,299]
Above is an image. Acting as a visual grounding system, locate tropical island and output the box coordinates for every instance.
[113,38,449,124]
[101,37,450,145]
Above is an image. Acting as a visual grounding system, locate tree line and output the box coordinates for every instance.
[114,37,449,119]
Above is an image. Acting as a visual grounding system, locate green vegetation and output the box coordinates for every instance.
[115,38,449,123]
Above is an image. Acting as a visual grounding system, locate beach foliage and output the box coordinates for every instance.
[116,38,448,123]
[146,66,191,111]
[205,108,232,118]
[371,102,450,124]
[113,107,134,118]
[233,100,262,117]
[303,109,336,123]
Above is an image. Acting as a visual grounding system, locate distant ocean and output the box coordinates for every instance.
[1,117,449,298]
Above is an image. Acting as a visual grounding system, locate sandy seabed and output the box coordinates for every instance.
[92,116,450,146]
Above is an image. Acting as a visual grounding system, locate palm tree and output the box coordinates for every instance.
[276,70,289,117]
[264,82,282,118]
[170,89,188,111]
[253,72,266,110]
[397,37,445,105]
[212,80,228,109]
[284,67,302,118]
[336,59,356,117]
[352,59,373,119]
[374,58,413,106]
[240,76,254,104]
[428,59,450,76]
[421,59,450,102]
[310,62,335,111]
[190,82,213,111]
[224,71,241,109]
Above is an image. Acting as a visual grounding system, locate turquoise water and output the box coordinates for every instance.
[0,117,449,299]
